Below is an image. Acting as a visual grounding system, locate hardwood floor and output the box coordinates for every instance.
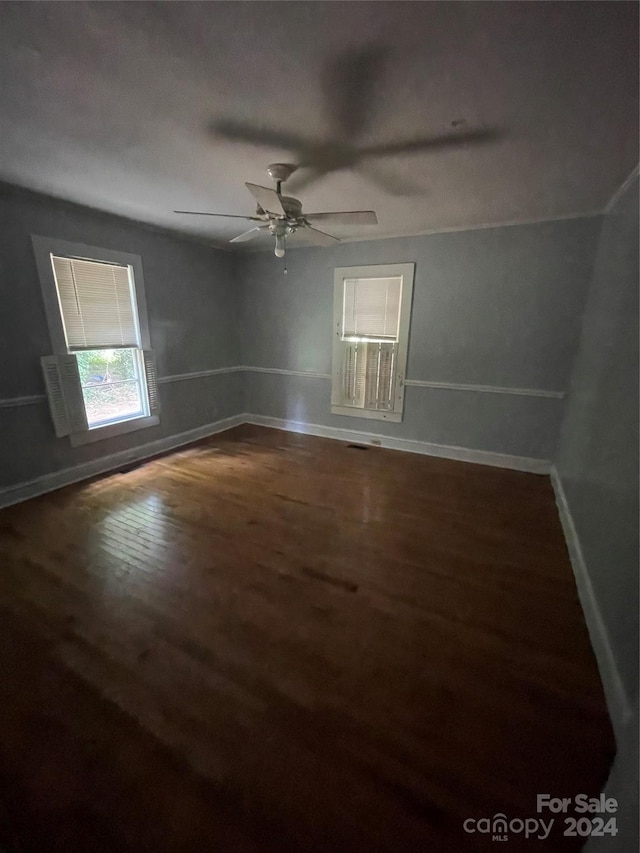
[0,425,614,852]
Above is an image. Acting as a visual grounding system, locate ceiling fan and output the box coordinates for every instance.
[174,163,377,259]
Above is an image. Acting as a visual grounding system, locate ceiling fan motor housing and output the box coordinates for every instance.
[280,196,302,220]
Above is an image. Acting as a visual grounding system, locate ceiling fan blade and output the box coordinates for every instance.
[245,183,286,216]
[229,225,270,243]
[360,127,502,158]
[304,210,378,226]
[174,210,263,220]
[210,119,313,153]
[302,224,340,247]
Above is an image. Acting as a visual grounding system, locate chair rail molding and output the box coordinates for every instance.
[0,366,566,407]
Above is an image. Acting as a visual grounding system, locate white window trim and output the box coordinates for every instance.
[32,235,159,444]
[331,263,415,423]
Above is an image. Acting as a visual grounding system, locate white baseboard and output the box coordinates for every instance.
[0,410,549,509]
[0,414,245,510]
[242,413,551,474]
[550,466,631,738]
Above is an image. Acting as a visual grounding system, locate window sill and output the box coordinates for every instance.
[331,405,403,423]
[69,414,160,446]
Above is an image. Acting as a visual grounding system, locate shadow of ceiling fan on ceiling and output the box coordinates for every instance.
[210,44,503,196]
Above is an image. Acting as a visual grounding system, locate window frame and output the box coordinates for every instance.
[32,235,159,445]
[331,263,415,423]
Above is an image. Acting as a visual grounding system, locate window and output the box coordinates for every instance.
[33,237,160,445]
[331,263,414,422]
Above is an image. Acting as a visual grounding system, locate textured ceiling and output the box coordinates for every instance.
[0,1,638,249]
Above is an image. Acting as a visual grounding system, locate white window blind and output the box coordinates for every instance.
[342,341,396,410]
[51,256,139,350]
[342,276,402,340]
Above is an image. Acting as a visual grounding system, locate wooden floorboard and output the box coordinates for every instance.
[0,425,614,851]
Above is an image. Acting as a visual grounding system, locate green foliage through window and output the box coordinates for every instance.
[75,348,144,426]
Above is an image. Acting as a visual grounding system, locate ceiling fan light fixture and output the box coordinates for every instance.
[274,234,286,258]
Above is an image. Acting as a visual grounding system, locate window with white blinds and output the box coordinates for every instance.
[51,256,139,350]
[332,264,414,423]
[342,276,402,341]
[33,236,160,446]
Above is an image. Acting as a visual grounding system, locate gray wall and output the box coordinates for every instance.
[238,217,601,459]
[555,175,639,718]
[553,177,638,853]
[0,184,241,491]
[0,187,603,492]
